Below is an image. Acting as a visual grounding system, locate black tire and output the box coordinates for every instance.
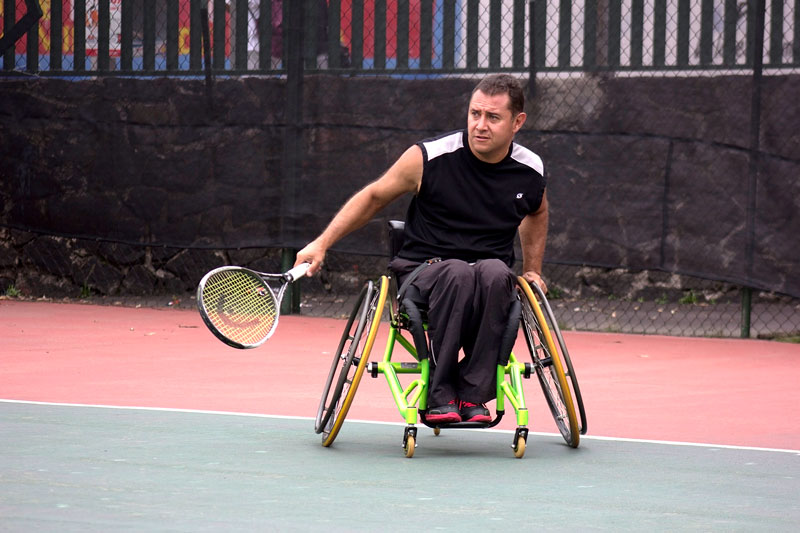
[517,279,580,448]
[315,277,388,446]
[526,280,587,435]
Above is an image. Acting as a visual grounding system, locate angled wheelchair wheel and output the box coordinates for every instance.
[315,276,388,447]
[517,278,581,448]
[526,279,587,436]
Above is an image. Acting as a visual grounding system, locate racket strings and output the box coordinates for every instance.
[202,270,278,345]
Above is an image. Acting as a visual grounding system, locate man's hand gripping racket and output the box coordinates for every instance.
[197,263,310,349]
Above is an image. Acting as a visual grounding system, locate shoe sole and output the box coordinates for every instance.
[462,414,492,423]
[426,413,462,424]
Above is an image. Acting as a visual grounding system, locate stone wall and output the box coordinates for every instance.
[1,74,799,299]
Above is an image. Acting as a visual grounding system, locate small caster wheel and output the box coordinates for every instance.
[403,426,417,458]
[513,436,526,458]
[512,427,528,458]
[404,435,416,458]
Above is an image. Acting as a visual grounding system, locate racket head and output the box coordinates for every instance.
[197,266,279,349]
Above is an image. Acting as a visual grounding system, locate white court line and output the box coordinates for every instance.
[3,398,799,455]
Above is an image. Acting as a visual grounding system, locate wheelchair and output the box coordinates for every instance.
[314,221,586,458]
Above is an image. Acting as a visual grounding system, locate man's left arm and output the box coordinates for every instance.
[519,191,549,293]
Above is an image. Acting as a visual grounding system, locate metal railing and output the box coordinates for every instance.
[3,1,799,76]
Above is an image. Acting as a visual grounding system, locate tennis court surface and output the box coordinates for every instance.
[2,300,799,531]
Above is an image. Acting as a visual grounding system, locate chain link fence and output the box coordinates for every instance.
[2,1,799,340]
[3,225,799,340]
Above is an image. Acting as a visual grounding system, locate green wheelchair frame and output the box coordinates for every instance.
[314,225,587,458]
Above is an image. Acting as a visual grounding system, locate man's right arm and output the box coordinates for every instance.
[295,145,423,275]
[519,191,549,293]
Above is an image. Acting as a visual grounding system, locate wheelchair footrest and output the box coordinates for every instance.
[424,421,491,430]
[420,409,505,430]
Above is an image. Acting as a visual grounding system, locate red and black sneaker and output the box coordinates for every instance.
[459,401,491,423]
[426,400,462,424]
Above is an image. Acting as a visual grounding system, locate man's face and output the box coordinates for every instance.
[466,90,526,164]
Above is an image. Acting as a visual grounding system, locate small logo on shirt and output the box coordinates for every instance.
[515,193,524,199]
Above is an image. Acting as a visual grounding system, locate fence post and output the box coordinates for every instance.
[741,0,767,338]
[74,0,85,71]
[281,0,305,315]
[51,0,63,70]
[201,6,213,109]
[162,0,175,72]
[741,287,752,338]
[25,0,40,72]
[121,1,133,71]
[281,248,300,313]
[527,0,537,99]
[148,0,159,71]
[1,0,14,69]
[98,0,110,71]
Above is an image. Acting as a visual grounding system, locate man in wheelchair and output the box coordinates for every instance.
[296,74,548,426]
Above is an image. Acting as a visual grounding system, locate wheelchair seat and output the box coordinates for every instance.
[385,220,524,431]
[387,220,522,366]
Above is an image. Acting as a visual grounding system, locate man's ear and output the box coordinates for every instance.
[513,112,527,133]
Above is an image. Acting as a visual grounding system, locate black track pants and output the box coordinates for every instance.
[389,257,516,406]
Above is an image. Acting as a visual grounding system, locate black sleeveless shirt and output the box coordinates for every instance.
[398,130,546,267]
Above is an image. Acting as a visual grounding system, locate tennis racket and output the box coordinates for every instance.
[197,262,310,349]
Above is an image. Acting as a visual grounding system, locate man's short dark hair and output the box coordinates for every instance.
[472,74,525,116]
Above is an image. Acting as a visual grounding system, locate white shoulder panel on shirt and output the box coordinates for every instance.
[510,144,545,176]
[422,132,464,161]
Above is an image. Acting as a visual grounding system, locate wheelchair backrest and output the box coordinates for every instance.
[388,220,406,258]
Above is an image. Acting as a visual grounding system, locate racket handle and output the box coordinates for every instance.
[284,262,311,282]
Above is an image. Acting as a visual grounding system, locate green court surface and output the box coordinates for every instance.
[2,401,798,532]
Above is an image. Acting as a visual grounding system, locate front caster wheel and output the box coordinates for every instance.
[403,426,417,458]
[513,436,526,458]
[512,427,528,458]
[404,435,416,458]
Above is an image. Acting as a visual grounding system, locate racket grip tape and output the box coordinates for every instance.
[284,262,311,282]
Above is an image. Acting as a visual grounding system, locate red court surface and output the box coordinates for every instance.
[2,299,799,451]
